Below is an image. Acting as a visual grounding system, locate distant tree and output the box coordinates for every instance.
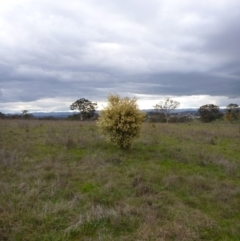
[22,110,29,115]
[225,103,240,123]
[97,94,145,149]
[70,98,97,121]
[21,110,33,119]
[154,98,180,123]
[198,104,223,123]
[0,112,5,119]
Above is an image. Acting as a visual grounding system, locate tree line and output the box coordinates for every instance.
[68,97,240,123]
[0,97,239,124]
[0,96,239,150]
[197,103,239,123]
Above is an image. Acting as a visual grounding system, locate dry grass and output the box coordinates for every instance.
[0,119,239,240]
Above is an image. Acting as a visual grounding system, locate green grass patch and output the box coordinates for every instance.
[0,120,240,240]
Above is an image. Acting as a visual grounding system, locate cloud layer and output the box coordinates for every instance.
[0,0,240,112]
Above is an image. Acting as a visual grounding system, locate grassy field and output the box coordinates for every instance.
[0,119,240,241]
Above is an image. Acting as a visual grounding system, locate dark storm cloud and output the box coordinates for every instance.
[0,0,240,111]
[139,72,240,97]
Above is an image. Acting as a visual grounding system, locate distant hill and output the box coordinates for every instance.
[4,108,227,119]
[30,109,199,118]
[31,112,75,118]
[142,108,198,114]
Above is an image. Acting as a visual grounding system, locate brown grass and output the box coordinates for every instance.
[0,120,239,240]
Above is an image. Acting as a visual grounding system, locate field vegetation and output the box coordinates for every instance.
[0,119,240,240]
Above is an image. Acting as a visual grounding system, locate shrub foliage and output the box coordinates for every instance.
[97,94,145,149]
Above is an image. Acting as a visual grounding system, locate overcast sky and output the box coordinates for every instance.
[0,0,240,113]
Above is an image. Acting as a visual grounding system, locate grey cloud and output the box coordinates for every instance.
[115,71,240,97]
[0,0,240,112]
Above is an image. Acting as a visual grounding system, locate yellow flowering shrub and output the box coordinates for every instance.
[97,94,145,149]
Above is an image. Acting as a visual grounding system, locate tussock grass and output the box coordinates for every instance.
[0,120,240,240]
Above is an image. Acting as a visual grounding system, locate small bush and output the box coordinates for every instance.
[97,94,145,149]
